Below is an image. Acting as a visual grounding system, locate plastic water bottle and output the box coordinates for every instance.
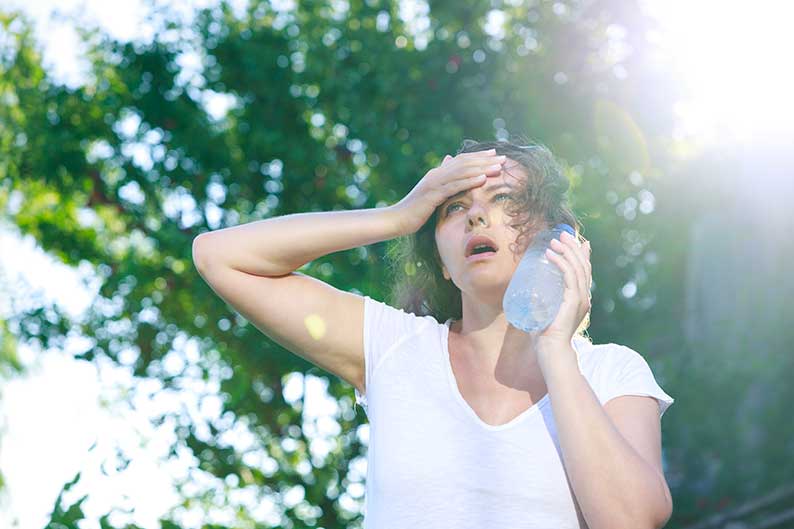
[503,223,577,333]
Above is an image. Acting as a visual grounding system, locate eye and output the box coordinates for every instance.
[445,202,463,214]
[444,193,512,215]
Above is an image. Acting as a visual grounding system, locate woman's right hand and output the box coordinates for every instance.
[388,149,507,235]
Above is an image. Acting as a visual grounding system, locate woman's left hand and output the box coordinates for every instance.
[532,231,593,359]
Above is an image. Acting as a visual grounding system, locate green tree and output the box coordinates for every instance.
[5,1,791,528]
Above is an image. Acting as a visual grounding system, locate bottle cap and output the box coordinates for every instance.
[554,223,576,237]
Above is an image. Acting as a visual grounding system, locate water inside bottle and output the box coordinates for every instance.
[503,224,573,333]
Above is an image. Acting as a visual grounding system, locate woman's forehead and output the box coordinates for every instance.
[433,159,527,215]
[471,160,527,191]
[501,159,527,181]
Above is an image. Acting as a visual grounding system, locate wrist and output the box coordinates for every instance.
[384,203,412,237]
[537,343,578,374]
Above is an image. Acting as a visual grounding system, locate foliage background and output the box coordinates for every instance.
[1,0,792,528]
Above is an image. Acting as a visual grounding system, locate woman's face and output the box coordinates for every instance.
[434,158,530,300]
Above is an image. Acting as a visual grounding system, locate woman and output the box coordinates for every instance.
[193,137,675,529]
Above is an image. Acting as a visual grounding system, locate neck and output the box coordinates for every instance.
[450,317,545,389]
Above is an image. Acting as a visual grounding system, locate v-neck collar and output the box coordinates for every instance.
[442,318,581,432]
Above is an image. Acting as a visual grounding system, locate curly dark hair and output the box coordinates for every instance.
[383,135,591,340]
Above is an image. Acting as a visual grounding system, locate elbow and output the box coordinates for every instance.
[653,477,674,528]
[624,485,673,529]
[192,234,214,274]
[653,496,673,529]
[641,488,672,529]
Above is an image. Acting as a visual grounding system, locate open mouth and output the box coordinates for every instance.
[466,245,498,261]
[465,236,499,258]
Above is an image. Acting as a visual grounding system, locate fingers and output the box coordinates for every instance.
[548,232,592,305]
[460,154,506,175]
[459,148,497,158]
[456,149,503,165]
[436,151,505,197]
[439,155,505,181]
[440,150,502,171]
[546,244,579,294]
[557,232,588,282]
[445,172,488,193]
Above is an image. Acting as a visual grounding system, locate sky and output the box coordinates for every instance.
[2,0,793,528]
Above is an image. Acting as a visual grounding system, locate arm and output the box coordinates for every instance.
[540,348,673,529]
[193,206,404,276]
[191,150,503,390]
[192,147,506,276]
[191,206,405,394]
[534,233,672,529]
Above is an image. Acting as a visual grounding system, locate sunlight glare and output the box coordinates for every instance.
[644,0,794,143]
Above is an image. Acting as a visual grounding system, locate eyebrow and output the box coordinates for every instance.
[442,183,513,205]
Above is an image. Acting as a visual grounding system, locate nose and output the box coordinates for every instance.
[466,201,489,227]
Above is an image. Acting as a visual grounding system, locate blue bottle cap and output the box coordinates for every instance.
[554,223,576,237]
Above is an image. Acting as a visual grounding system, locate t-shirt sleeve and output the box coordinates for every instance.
[354,295,423,414]
[598,344,675,419]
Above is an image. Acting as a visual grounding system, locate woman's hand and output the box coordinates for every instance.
[388,149,507,236]
[533,231,593,360]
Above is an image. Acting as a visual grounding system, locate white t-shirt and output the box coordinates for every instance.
[354,295,675,529]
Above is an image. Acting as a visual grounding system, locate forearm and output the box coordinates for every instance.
[541,347,670,529]
[193,206,403,276]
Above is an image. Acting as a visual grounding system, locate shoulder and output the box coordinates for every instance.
[601,343,653,371]
[576,337,642,362]
[362,295,439,337]
[583,341,676,417]
[574,338,652,379]
[364,295,430,321]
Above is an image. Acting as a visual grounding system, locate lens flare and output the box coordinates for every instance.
[644,0,794,143]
